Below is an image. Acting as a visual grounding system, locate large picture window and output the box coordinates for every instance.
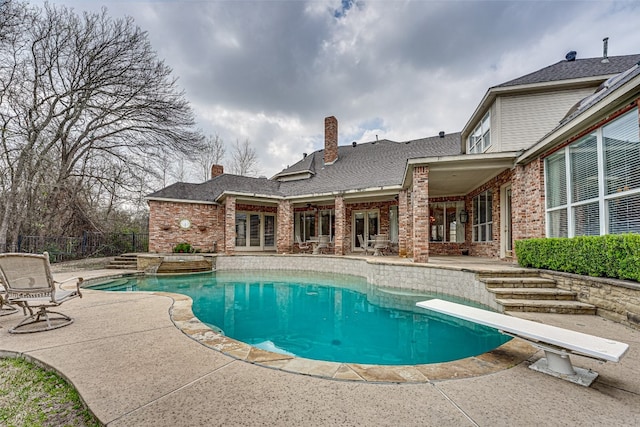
[473,191,493,242]
[468,112,491,153]
[544,108,640,237]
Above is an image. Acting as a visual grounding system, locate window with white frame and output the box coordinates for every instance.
[468,113,491,153]
[545,108,640,237]
[429,201,465,242]
[472,191,493,242]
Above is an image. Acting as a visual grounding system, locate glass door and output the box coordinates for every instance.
[353,210,379,251]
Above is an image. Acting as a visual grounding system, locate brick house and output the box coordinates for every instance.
[147,52,640,263]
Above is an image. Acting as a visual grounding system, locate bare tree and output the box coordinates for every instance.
[230,138,259,177]
[0,2,204,249]
[192,133,226,181]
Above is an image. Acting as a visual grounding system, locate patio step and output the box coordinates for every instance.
[500,299,597,315]
[105,254,138,270]
[480,277,558,289]
[479,271,597,315]
[488,287,577,300]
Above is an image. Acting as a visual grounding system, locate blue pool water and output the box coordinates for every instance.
[92,270,510,365]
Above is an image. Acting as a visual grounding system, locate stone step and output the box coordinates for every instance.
[488,287,576,300]
[105,264,137,270]
[498,299,597,315]
[481,277,557,289]
[475,270,542,279]
[106,254,138,270]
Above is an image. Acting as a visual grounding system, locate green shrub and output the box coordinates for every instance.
[515,234,640,282]
[172,242,193,253]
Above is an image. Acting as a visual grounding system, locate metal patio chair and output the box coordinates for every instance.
[0,252,82,334]
[0,279,18,316]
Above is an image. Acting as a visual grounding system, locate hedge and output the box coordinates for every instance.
[515,234,640,282]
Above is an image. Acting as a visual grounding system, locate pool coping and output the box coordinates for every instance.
[161,289,537,384]
[82,268,539,384]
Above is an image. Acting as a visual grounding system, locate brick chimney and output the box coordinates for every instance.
[211,164,224,179]
[324,116,338,165]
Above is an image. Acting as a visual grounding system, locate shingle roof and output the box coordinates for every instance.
[147,133,461,202]
[496,54,640,88]
[147,174,283,203]
[278,133,461,196]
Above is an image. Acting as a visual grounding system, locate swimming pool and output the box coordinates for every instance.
[92,270,510,365]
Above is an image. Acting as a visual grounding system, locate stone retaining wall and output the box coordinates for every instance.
[541,271,640,329]
[215,255,498,310]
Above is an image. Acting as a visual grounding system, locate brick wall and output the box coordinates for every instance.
[412,166,429,263]
[224,196,236,254]
[277,200,293,253]
[512,159,545,243]
[148,200,223,253]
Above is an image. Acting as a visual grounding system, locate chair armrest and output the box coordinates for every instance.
[55,277,84,298]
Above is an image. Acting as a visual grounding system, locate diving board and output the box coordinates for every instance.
[416,299,629,386]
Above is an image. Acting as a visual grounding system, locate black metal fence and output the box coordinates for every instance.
[16,231,148,262]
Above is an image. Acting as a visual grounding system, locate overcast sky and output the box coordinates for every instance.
[40,0,640,180]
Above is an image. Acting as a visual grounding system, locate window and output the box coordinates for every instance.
[319,210,335,241]
[294,211,316,241]
[235,212,275,249]
[544,108,640,237]
[389,206,399,244]
[473,191,493,242]
[468,113,491,153]
[429,201,465,242]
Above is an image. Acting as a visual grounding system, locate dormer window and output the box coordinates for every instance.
[468,113,491,153]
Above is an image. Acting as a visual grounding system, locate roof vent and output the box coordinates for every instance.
[352,141,357,147]
[602,37,609,63]
[303,152,307,158]
[439,131,445,138]
[565,51,577,62]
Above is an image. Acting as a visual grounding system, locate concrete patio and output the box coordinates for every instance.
[1,266,639,426]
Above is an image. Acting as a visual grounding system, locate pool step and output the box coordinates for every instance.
[488,287,577,300]
[501,299,597,315]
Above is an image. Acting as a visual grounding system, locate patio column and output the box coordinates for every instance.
[398,189,409,257]
[277,199,293,253]
[412,166,429,263]
[224,196,236,255]
[334,195,345,255]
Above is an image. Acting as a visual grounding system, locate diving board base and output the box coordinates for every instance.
[530,355,598,387]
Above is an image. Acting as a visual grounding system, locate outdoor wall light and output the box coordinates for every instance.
[459,210,469,224]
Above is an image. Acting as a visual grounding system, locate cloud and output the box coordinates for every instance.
[42,0,640,180]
